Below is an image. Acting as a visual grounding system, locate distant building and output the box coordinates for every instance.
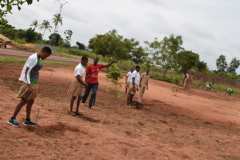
[0,34,11,48]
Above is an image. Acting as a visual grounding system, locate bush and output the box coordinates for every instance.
[22,28,42,42]
[150,71,182,85]
[107,64,121,81]
[49,33,63,46]
[226,88,234,96]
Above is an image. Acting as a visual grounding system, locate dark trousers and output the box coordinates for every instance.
[82,83,98,108]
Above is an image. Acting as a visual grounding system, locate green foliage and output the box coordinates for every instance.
[151,70,182,85]
[76,41,86,50]
[53,13,63,33]
[146,35,183,73]
[131,46,147,64]
[227,58,240,74]
[49,33,63,46]
[226,88,235,96]
[0,19,16,39]
[116,60,135,72]
[22,28,42,42]
[205,82,214,90]
[63,29,73,47]
[0,0,39,18]
[197,61,208,72]
[216,54,227,72]
[177,50,200,73]
[107,64,121,81]
[89,30,145,61]
[39,20,52,36]
[55,47,96,58]
[30,20,38,31]
[0,19,42,42]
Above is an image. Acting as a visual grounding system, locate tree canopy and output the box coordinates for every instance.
[89,30,140,60]
[216,55,228,72]
[0,0,39,18]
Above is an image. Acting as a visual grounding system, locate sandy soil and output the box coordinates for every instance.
[0,62,240,160]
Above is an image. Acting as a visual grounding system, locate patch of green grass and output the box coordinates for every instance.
[0,56,70,67]
[193,80,240,95]
[0,56,25,64]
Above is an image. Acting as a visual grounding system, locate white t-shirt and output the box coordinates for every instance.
[127,71,134,83]
[74,63,86,79]
[130,70,141,86]
[19,53,39,84]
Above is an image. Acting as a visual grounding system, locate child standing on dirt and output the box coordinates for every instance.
[8,47,52,127]
[81,57,115,108]
[127,66,141,106]
[183,71,192,90]
[69,56,88,116]
[139,69,150,105]
[125,67,134,94]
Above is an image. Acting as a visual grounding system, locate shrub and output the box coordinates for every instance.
[107,64,121,81]
[226,88,234,96]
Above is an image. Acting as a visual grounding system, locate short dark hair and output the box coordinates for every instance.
[41,46,52,55]
[81,56,88,61]
[136,65,140,69]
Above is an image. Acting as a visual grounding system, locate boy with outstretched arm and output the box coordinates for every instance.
[8,47,52,127]
[82,57,115,108]
[69,56,88,116]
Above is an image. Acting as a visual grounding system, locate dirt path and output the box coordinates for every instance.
[0,61,240,159]
[145,79,240,125]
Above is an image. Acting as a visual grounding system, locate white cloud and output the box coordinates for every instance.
[6,0,240,71]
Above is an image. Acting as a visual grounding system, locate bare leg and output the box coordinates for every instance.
[26,100,34,120]
[70,96,76,112]
[76,96,82,113]
[11,99,27,119]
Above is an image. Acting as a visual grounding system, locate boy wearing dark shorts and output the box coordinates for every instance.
[8,47,52,127]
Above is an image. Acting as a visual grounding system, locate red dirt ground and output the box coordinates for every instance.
[0,62,240,160]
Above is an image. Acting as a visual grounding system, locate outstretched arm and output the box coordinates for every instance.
[105,60,117,68]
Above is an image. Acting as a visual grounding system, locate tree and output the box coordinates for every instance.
[49,33,63,46]
[177,50,200,73]
[89,30,137,59]
[197,61,208,72]
[53,13,63,33]
[0,19,16,39]
[23,28,42,42]
[131,46,147,64]
[76,41,86,50]
[216,55,227,72]
[30,20,38,31]
[147,35,183,75]
[227,58,240,73]
[39,20,52,37]
[63,29,73,47]
[64,30,73,41]
[0,0,39,18]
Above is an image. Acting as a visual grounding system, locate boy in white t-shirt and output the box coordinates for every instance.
[125,67,134,94]
[8,47,52,127]
[69,56,88,116]
[127,66,141,105]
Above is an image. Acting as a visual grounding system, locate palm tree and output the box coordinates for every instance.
[39,20,52,37]
[53,13,63,33]
[30,20,39,31]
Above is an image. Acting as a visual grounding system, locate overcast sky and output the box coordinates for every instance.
[6,0,240,71]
